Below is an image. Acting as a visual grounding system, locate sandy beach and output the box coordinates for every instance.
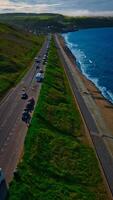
[59,34,113,155]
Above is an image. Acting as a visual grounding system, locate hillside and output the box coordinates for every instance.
[0,13,113,33]
[0,23,44,99]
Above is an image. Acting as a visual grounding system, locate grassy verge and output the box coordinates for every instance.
[0,23,45,99]
[8,39,108,200]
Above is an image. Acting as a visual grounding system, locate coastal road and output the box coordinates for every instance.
[0,34,50,184]
[55,34,113,199]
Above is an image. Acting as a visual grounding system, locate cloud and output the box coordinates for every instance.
[9,0,113,11]
[61,10,113,17]
[0,0,113,16]
[0,0,61,13]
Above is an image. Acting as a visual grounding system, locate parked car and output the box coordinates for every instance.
[24,101,34,113]
[36,65,40,69]
[39,69,44,73]
[21,92,28,100]
[0,169,5,183]
[28,97,35,106]
[22,111,31,124]
[34,57,38,61]
[0,168,8,200]
[35,72,43,82]
[36,60,40,64]
[13,168,20,181]
[34,56,41,60]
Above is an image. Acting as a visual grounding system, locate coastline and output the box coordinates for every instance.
[58,34,113,161]
[59,34,113,134]
[55,34,113,199]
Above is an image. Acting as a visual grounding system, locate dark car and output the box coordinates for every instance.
[39,69,44,73]
[36,60,40,64]
[36,65,40,69]
[22,111,31,124]
[21,92,28,100]
[24,102,34,112]
[28,97,35,106]
[0,168,8,200]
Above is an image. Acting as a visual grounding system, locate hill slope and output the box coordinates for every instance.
[0,13,113,33]
[0,23,44,99]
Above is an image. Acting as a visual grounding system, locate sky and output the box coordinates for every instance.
[0,0,113,16]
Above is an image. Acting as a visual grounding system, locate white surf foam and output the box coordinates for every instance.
[63,34,113,104]
[89,59,93,64]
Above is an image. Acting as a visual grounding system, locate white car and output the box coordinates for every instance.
[36,72,43,82]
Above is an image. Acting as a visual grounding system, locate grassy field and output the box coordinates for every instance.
[8,39,108,200]
[0,23,45,99]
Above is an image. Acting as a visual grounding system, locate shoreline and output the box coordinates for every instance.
[59,34,113,136]
[62,32,113,106]
[55,34,113,199]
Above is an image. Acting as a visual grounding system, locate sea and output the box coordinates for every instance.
[62,27,113,104]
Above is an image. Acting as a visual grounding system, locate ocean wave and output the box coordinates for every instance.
[71,48,90,77]
[64,35,97,84]
[63,34,68,43]
[67,41,78,51]
[104,90,113,103]
[98,87,113,104]
[64,34,78,49]
[83,76,113,103]
[89,59,93,64]
[63,34,113,104]
[84,76,113,104]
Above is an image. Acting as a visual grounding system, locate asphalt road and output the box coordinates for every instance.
[0,34,51,184]
[55,34,113,199]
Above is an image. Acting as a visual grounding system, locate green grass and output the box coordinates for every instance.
[0,23,45,99]
[8,39,108,200]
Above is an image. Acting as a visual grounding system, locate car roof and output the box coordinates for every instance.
[0,169,4,183]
